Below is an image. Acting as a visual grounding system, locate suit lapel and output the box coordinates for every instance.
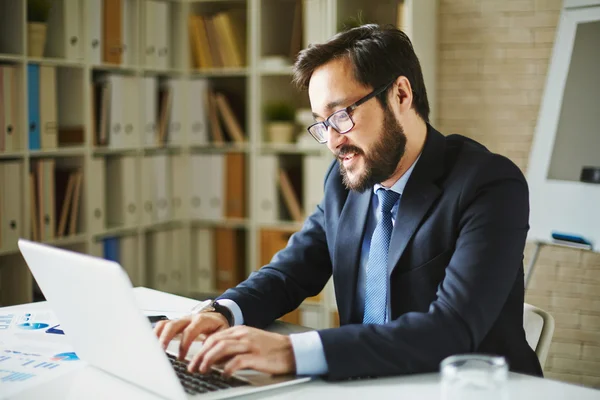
[388,126,446,275]
[334,188,372,325]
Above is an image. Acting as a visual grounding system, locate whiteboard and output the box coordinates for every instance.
[526,3,600,252]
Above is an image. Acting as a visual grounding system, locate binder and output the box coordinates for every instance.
[106,156,138,227]
[103,236,120,262]
[121,0,135,66]
[168,228,188,294]
[140,156,155,225]
[103,0,123,64]
[27,64,41,150]
[143,1,157,68]
[152,154,171,222]
[170,154,187,220]
[88,157,106,234]
[191,228,215,294]
[1,66,18,152]
[214,228,244,291]
[39,65,58,149]
[188,79,210,146]
[225,153,246,219]
[149,230,171,292]
[87,0,103,64]
[38,160,56,242]
[141,77,158,146]
[154,1,170,70]
[1,161,23,251]
[45,0,82,60]
[254,155,279,222]
[303,155,332,216]
[120,235,141,287]
[122,76,140,148]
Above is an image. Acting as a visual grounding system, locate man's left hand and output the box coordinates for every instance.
[187,326,296,377]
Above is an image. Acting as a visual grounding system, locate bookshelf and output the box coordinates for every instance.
[0,0,437,330]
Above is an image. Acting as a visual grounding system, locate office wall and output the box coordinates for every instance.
[437,0,600,389]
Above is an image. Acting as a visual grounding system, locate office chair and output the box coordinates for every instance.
[523,303,555,369]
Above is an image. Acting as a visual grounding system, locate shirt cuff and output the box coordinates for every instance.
[289,331,328,376]
[215,299,244,326]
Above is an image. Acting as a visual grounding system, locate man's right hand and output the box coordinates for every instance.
[154,312,230,361]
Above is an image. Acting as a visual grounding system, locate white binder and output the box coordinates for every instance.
[1,161,23,251]
[141,77,158,146]
[105,156,138,227]
[188,79,210,146]
[170,154,188,220]
[168,228,188,294]
[154,1,170,70]
[206,154,225,220]
[140,156,155,225]
[166,79,185,145]
[2,66,18,152]
[104,75,127,149]
[191,227,215,294]
[120,235,141,287]
[86,0,103,64]
[45,0,82,60]
[39,66,58,149]
[254,155,279,222]
[143,0,157,68]
[88,158,106,234]
[152,154,171,222]
[121,0,136,66]
[122,76,140,148]
[303,155,332,217]
[149,230,171,292]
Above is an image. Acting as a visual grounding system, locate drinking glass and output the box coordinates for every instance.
[440,354,508,400]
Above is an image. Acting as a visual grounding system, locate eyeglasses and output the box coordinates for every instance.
[307,78,396,144]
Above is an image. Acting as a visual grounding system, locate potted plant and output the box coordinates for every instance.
[264,102,296,143]
[27,0,54,57]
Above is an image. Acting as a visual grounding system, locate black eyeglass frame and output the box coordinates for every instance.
[307,78,397,144]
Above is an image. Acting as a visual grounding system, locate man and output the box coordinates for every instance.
[155,24,543,381]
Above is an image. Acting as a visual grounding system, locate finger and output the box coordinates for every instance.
[178,318,216,361]
[158,319,190,349]
[223,354,256,378]
[153,319,169,337]
[192,326,244,364]
[189,339,249,374]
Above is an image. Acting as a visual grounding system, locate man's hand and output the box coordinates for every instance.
[154,312,229,361]
[188,326,296,377]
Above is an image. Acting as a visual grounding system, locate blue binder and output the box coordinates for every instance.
[103,237,120,262]
[27,64,41,150]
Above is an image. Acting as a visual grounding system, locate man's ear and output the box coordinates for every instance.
[393,76,413,112]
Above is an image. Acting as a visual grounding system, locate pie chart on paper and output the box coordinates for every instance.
[51,352,79,361]
[17,322,49,330]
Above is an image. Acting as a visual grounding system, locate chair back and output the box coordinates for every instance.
[523,303,555,369]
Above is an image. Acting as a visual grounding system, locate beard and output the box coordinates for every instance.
[337,108,407,193]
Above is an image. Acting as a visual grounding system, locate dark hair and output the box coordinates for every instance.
[292,24,430,122]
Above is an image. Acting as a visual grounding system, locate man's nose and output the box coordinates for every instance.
[326,125,346,153]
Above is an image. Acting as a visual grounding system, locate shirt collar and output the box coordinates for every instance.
[374,153,421,196]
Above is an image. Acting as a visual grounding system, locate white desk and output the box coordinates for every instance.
[3,287,599,400]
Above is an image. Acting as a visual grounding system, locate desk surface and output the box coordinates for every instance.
[2,287,599,400]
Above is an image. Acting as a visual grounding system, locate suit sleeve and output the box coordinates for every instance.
[318,155,530,380]
[216,167,335,329]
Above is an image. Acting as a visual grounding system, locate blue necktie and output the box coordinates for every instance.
[363,188,400,325]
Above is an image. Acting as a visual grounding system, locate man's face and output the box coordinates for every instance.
[308,59,407,192]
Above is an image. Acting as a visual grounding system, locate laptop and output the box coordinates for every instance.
[17,239,311,399]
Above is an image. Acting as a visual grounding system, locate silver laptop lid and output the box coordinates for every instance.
[18,239,186,400]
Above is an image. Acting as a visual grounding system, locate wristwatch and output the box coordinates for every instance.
[193,299,234,327]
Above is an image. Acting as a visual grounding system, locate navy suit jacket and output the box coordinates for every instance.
[219,125,543,380]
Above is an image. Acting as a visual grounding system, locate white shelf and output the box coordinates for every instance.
[0,0,438,327]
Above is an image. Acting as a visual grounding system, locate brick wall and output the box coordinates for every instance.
[437,0,600,388]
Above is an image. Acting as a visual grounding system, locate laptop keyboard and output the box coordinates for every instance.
[167,353,250,395]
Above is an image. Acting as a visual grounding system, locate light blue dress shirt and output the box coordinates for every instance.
[222,156,420,376]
